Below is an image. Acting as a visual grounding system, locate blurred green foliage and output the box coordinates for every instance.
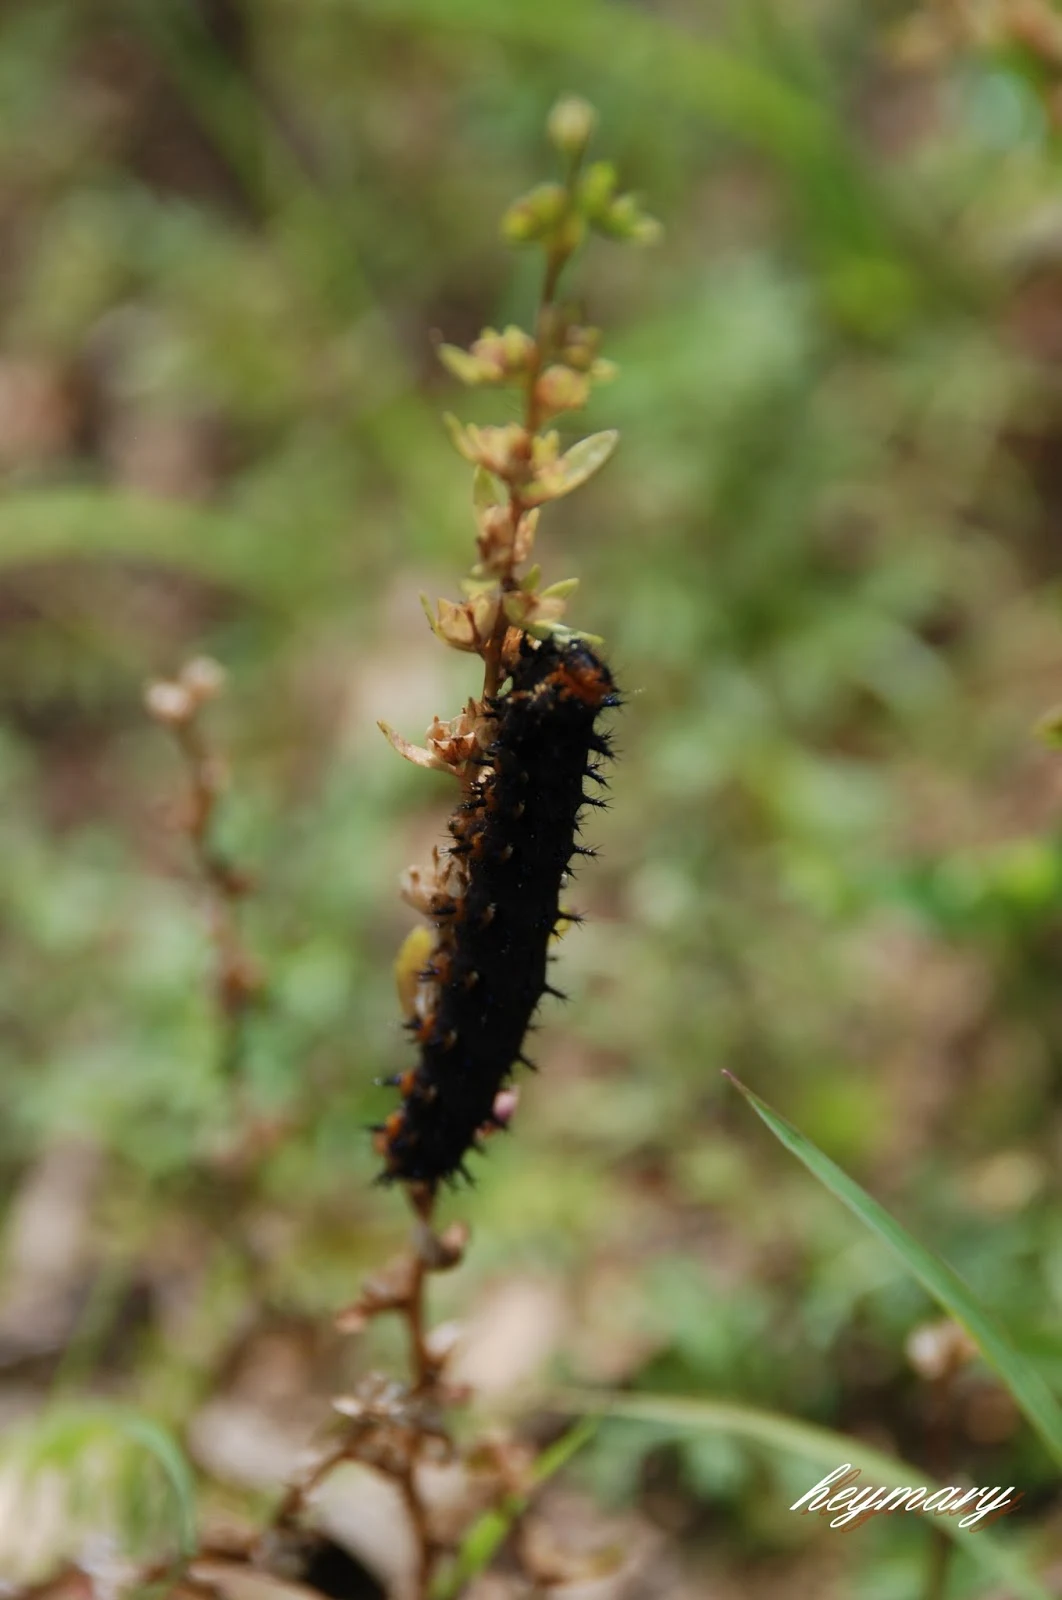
[1,0,1062,1591]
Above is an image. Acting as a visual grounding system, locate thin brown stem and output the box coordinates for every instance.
[165,705,262,1081]
[480,240,576,703]
[396,1447,439,1599]
[405,1250,433,1390]
[399,1187,441,1594]
[269,1440,353,1529]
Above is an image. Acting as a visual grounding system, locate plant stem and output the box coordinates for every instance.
[480,178,583,701]
[169,713,261,1084]
[400,1187,441,1595]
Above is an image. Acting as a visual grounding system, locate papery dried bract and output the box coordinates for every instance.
[423,592,501,653]
[444,415,532,484]
[426,700,491,769]
[401,848,465,917]
[378,720,448,771]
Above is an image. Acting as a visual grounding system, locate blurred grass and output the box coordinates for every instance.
[728,1070,1062,1466]
[0,0,1061,1591]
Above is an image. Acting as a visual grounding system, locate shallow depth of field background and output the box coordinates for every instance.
[1,2,1062,1596]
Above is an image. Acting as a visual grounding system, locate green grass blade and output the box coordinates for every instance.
[725,1072,1062,1469]
[550,1388,1051,1600]
[7,1402,198,1560]
[110,1408,198,1558]
[0,487,283,599]
[431,1419,598,1599]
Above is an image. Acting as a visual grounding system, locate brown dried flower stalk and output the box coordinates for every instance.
[346,94,657,1594]
[145,656,264,1083]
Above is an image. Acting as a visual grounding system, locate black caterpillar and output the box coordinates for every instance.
[375,634,618,1186]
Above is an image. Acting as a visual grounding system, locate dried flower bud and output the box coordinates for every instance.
[144,679,194,726]
[443,416,533,484]
[436,1221,472,1268]
[473,469,517,573]
[426,701,490,768]
[424,1320,463,1367]
[180,655,226,705]
[332,1392,367,1417]
[512,509,538,565]
[421,592,501,654]
[905,1318,977,1382]
[474,506,513,572]
[401,848,464,917]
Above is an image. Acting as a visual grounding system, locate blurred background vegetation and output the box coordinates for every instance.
[1,0,1062,1595]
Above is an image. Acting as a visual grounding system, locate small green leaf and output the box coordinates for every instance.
[540,577,579,600]
[725,1073,1062,1469]
[524,618,604,647]
[525,430,619,505]
[473,466,500,511]
[419,592,440,634]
